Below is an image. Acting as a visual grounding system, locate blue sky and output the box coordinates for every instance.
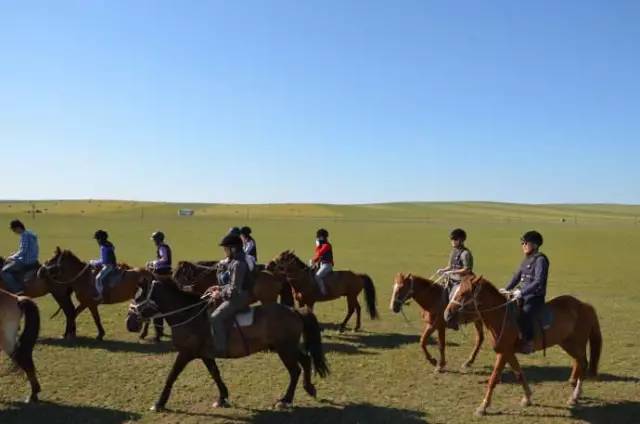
[1,1,639,204]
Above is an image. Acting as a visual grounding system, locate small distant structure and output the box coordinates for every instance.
[178,208,195,217]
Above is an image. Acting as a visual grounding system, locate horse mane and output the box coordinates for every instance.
[461,274,505,299]
[282,250,308,270]
[61,249,85,266]
[157,278,202,302]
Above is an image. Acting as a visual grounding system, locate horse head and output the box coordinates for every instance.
[390,272,415,313]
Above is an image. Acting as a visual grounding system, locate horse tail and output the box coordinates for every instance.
[13,297,40,373]
[296,308,329,378]
[360,274,379,319]
[586,303,602,377]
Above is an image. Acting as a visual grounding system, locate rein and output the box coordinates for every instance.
[43,254,92,285]
[130,282,210,329]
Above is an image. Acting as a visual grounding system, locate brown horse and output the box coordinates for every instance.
[126,279,329,411]
[269,251,378,332]
[390,273,484,372]
[444,275,602,416]
[0,289,41,403]
[173,260,291,305]
[39,247,154,340]
[0,256,77,339]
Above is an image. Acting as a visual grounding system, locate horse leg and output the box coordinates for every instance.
[339,295,356,333]
[139,322,149,340]
[153,318,164,342]
[435,324,447,373]
[475,353,506,416]
[274,345,301,409]
[50,288,77,340]
[202,357,230,408]
[88,304,106,340]
[420,322,438,367]
[354,298,362,331]
[505,354,532,407]
[462,320,485,369]
[152,351,193,412]
[298,350,316,398]
[560,341,586,406]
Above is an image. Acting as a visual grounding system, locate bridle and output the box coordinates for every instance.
[41,253,92,285]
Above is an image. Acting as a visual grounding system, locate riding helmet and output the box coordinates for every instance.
[151,231,165,242]
[94,230,108,241]
[240,226,252,236]
[219,233,243,247]
[521,230,543,247]
[449,228,467,242]
[316,228,329,239]
[228,227,241,236]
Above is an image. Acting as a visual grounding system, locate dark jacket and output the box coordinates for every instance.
[506,252,549,301]
[217,251,252,300]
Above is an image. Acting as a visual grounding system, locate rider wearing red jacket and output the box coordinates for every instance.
[311,228,333,296]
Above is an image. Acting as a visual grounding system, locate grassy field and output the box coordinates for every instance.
[1,200,639,424]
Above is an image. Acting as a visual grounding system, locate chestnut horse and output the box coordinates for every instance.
[126,279,329,410]
[444,275,602,416]
[269,251,378,332]
[0,256,77,339]
[173,261,292,306]
[390,273,484,372]
[0,289,41,403]
[39,247,154,340]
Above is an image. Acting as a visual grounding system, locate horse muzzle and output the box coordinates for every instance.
[126,312,143,333]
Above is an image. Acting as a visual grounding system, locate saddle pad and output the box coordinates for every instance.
[233,307,255,327]
[105,269,127,287]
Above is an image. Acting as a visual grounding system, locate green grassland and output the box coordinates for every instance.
[0,200,639,424]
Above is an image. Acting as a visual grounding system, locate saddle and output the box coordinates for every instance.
[98,267,127,289]
[16,262,41,285]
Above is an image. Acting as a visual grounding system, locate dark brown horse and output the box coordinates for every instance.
[126,279,329,411]
[0,289,41,403]
[269,251,378,332]
[0,256,77,339]
[173,260,293,306]
[390,273,484,372]
[39,247,154,340]
[444,275,602,416]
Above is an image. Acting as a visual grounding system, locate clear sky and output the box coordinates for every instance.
[1,1,639,204]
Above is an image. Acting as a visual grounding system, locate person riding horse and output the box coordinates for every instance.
[1,220,39,294]
[208,233,253,357]
[310,228,333,296]
[240,226,257,270]
[436,228,473,329]
[146,230,172,339]
[90,230,116,302]
[500,230,550,354]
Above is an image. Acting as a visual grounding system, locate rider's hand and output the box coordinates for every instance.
[498,288,509,295]
[512,289,522,300]
[436,268,446,275]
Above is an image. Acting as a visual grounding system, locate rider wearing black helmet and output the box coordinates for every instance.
[502,230,550,354]
[240,226,257,263]
[310,228,333,296]
[90,230,116,302]
[437,228,474,329]
[208,232,252,356]
[147,231,172,275]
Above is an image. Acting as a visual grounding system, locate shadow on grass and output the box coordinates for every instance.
[571,399,640,424]
[0,400,141,424]
[38,336,173,354]
[493,365,640,384]
[250,401,427,424]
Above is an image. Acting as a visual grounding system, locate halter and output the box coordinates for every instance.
[41,253,92,285]
[128,281,209,329]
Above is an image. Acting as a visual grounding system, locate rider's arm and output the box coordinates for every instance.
[155,245,170,267]
[312,244,330,263]
[220,260,248,299]
[521,256,549,298]
[505,269,521,291]
[10,232,28,261]
[449,251,473,275]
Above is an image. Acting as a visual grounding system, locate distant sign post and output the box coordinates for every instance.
[178,209,194,217]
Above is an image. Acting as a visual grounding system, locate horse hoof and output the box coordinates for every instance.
[150,404,166,413]
[338,327,346,333]
[304,384,317,398]
[213,399,230,408]
[474,407,486,417]
[96,334,105,341]
[274,400,292,410]
[567,398,578,407]
[434,366,446,374]
[520,397,532,407]
[427,358,437,367]
[25,395,38,404]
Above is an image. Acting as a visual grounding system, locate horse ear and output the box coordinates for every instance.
[55,246,61,254]
[473,274,483,284]
[407,273,412,279]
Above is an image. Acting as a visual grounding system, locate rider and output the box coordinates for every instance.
[310,228,333,297]
[502,230,549,354]
[1,220,39,294]
[209,233,252,356]
[437,228,473,329]
[240,226,257,262]
[147,231,172,276]
[90,230,116,302]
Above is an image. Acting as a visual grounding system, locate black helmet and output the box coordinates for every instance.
[151,231,165,242]
[450,228,467,241]
[9,219,25,230]
[521,230,543,247]
[219,233,242,248]
[94,230,108,241]
[228,227,241,236]
[240,226,252,236]
[316,228,329,239]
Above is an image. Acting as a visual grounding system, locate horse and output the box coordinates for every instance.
[389,273,484,372]
[268,251,378,332]
[39,247,154,340]
[444,274,602,416]
[173,260,293,306]
[125,279,329,411]
[0,256,77,340]
[0,289,41,403]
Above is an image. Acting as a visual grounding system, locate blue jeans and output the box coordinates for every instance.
[518,297,545,342]
[1,260,26,293]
